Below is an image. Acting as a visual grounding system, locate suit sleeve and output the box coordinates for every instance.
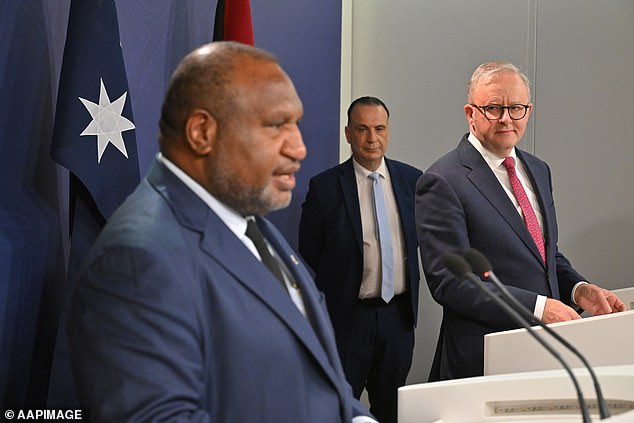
[67,246,210,422]
[416,171,541,330]
[298,178,325,273]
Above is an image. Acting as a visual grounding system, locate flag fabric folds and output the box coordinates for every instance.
[47,0,139,406]
[213,0,254,44]
[51,0,139,221]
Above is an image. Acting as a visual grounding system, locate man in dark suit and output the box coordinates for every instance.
[66,42,376,422]
[299,96,422,423]
[416,61,625,382]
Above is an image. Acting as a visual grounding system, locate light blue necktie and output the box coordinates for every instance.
[369,172,394,302]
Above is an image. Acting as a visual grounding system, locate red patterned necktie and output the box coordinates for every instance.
[502,157,546,262]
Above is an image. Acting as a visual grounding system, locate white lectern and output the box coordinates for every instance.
[611,287,634,311]
[398,365,634,423]
[484,309,634,376]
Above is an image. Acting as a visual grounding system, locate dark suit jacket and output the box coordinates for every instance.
[67,158,371,422]
[416,134,585,380]
[299,157,422,330]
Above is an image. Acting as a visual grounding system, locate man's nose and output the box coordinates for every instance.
[498,108,513,123]
[283,126,307,161]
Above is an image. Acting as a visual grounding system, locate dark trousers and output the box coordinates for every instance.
[336,293,414,423]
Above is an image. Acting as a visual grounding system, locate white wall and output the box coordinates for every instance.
[343,0,634,385]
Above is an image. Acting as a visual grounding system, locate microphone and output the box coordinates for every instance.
[463,248,610,420]
[442,253,592,423]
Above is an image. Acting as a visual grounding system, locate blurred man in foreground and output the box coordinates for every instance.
[67,41,376,422]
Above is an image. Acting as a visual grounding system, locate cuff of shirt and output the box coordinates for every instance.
[352,416,379,423]
[534,294,547,320]
[535,281,588,319]
[571,281,588,305]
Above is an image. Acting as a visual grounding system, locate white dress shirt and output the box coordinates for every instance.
[467,134,584,317]
[353,158,406,299]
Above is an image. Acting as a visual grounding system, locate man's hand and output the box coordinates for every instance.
[542,298,582,323]
[574,283,626,316]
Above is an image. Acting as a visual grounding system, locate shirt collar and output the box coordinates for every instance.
[352,156,387,180]
[467,132,518,170]
[157,153,249,238]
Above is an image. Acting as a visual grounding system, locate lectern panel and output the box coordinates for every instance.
[484,309,634,375]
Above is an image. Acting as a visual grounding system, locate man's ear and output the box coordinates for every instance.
[185,109,217,155]
[526,103,534,120]
[464,103,475,122]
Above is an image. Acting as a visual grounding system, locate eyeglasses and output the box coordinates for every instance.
[470,104,530,120]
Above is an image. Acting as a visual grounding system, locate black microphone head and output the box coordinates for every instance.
[442,252,472,277]
[464,248,492,276]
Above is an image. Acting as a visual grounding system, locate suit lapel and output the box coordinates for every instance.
[258,218,346,374]
[150,159,347,396]
[339,159,363,252]
[200,217,332,356]
[386,158,411,230]
[459,139,545,266]
[199,212,344,394]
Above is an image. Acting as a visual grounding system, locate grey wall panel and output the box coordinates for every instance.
[349,0,535,171]
[535,1,634,287]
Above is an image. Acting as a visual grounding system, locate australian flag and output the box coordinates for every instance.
[51,0,139,222]
[47,0,139,406]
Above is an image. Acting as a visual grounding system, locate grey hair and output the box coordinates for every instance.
[467,61,531,102]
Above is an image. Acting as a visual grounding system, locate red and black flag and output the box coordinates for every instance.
[213,0,254,44]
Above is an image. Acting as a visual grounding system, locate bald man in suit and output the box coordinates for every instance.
[67,42,376,422]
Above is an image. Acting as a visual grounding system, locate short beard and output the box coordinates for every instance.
[209,167,291,217]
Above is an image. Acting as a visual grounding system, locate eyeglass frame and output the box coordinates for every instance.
[469,103,530,121]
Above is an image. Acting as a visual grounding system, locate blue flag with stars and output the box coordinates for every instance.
[51,0,139,220]
[47,0,139,407]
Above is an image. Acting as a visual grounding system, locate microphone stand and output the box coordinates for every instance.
[443,253,592,423]
[463,248,611,420]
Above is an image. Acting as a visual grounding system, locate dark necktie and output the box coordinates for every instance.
[502,157,546,262]
[245,218,287,288]
[368,172,394,302]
